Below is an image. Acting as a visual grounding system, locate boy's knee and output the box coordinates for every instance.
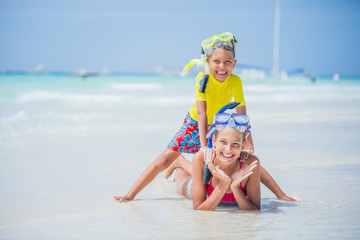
[153,155,175,172]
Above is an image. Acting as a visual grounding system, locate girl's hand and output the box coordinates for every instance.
[208,151,231,184]
[239,149,253,162]
[230,160,258,189]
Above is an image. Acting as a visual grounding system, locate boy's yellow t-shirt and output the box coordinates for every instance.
[189,72,246,124]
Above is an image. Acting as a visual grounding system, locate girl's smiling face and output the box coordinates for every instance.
[208,47,237,82]
[213,127,243,165]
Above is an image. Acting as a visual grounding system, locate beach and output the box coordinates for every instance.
[1,73,360,239]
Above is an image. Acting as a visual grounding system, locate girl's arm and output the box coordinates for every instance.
[196,101,208,150]
[236,106,294,202]
[191,152,230,211]
[231,159,261,210]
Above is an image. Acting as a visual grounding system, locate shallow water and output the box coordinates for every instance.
[1,73,360,239]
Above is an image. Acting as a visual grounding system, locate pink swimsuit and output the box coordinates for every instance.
[206,163,247,202]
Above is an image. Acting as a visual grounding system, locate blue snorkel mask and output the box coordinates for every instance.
[203,102,251,184]
[207,113,251,139]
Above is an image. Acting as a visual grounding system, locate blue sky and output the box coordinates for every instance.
[1,0,359,75]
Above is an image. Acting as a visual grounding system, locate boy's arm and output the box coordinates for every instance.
[196,101,208,149]
[236,105,254,152]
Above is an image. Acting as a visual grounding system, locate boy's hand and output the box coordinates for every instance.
[239,149,253,162]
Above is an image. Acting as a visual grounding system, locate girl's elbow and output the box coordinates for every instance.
[193,203,203,211]
[242,206,260,211]
[193,205,202,211]
[193,204,213,211]
[193,207,213,211]
[251,203,261,211]
[252,205,261,211]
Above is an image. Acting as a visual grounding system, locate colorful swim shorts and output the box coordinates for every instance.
[167,113,201,154]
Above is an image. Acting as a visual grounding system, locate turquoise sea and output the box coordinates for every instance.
[1,73,360,239]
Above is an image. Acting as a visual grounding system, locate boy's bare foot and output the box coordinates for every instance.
[113,195,133,202]
[165,160,179,179]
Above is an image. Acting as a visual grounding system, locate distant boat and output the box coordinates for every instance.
[235,0,315,83]
[70,68,98,78]
[35,64,46,74]
[333,73,340,82]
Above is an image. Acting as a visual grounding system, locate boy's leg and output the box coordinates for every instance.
[165,154,193,179]
[114,149,181,201]
[260,165,295,201]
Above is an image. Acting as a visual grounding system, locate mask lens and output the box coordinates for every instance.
[218,32,233,41]
[233,114,249,124]
[215,124,226,131]
[214,113,231,124]
[202,37,216,48]
[235,125,246,132]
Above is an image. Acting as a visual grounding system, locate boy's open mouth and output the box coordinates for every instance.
[216,71,227,76]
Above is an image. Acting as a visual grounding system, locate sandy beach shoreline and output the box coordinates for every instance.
[1,74,360,239]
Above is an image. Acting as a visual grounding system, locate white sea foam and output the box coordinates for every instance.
[17,91,193,106]
[250,109,360,124]
[246,91,360,103]
[17,91,127,103]
[0,110,178,139]
[45,111,102,122]
[0,110,28,122]
[109,82,163,91]
[245,84,360,103]
[245,83,360,93]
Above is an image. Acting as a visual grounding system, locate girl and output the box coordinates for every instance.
[114,32,293,202]
[171,112,260,211]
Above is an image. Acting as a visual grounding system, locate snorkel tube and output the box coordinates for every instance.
[198,49,210,94]
[203,102,241,184]
[180,49,210,94]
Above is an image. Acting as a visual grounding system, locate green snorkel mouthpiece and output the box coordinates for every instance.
[180,48,210,94]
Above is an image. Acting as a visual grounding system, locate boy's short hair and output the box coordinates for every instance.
[207,39,236,59]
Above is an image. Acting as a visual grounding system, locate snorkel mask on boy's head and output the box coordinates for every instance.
[181,32,238,76]
[201,32,237,57]
[180,32,238,94]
